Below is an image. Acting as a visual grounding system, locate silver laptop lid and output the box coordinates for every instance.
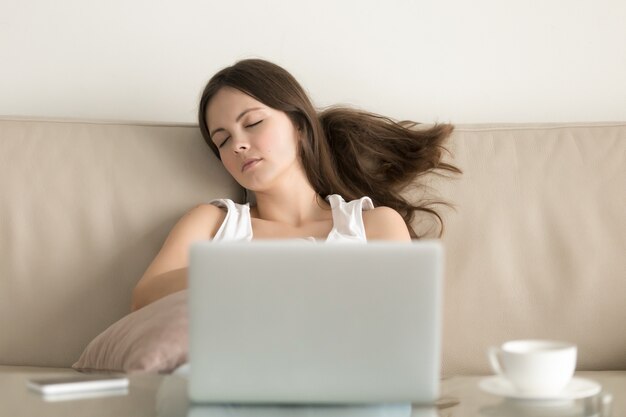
[189,240,443,404]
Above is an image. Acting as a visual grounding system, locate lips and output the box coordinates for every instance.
[241,158,262,172]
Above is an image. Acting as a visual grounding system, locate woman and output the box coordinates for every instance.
[131,59,460,312]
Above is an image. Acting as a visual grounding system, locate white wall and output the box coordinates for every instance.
[1,0,625,124]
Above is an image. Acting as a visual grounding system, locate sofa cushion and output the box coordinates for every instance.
[72,290,187,374]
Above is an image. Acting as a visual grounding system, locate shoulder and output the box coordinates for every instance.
[183,202,226,220]
[173,203,226,240]
[362,206,411,241]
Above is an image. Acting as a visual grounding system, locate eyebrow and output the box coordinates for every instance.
[209,107,263,138]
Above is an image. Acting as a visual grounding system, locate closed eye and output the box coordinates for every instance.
[246,120,263,128]
[217,120,263,149]
[218,137,230,149]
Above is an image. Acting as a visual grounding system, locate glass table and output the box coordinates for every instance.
[0,369,622,416]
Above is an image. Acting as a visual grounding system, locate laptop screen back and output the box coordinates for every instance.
[188,240,443,404]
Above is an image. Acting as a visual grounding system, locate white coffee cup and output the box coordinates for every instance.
[488,340,577,395]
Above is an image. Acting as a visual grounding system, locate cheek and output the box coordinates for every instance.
[261,130,297,157]
[221,156,240,175]
[244,121,298,165]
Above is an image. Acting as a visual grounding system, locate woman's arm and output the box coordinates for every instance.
[362,206,412,242]
[130,204,226,312]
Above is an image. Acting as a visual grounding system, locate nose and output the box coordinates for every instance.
[231,135,250,153]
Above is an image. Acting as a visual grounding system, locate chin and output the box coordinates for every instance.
[237,175,274,192]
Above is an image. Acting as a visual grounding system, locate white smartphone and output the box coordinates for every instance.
[27,374,129,395]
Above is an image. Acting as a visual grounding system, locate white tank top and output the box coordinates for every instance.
[172,194,375,376]
[209,194,374,243]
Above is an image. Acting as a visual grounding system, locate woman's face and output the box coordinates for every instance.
[206,87,302,192]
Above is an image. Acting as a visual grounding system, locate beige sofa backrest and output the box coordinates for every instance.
[1,118,624,375]
[433,122,625,375]
[0,118,241,369]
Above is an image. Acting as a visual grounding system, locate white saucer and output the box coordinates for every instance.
[479,376,601,401]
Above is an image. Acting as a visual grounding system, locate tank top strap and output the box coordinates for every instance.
[208,198,253,242]
[325,194,374,242]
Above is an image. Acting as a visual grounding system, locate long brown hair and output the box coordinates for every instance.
[198,59,461,238]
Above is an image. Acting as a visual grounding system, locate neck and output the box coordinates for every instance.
[252,181,330,227]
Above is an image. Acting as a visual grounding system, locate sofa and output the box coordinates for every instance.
[0,117,624,377]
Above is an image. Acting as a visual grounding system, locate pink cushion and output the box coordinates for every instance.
[72,290,188,373]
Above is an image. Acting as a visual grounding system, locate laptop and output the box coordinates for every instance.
[188,240,443,405]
